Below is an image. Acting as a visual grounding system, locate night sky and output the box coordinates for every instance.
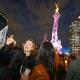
[0,0,80,48]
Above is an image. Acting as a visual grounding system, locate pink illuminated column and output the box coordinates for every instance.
[51,3,62,54]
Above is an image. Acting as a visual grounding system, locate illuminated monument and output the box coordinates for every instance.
[51,3,62,54]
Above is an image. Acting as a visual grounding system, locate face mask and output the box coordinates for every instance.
[0,26,8,49]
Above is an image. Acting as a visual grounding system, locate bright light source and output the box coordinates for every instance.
[65,60,68,64]
[78,16,80,19]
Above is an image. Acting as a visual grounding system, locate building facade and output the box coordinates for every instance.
[70,19,80,53]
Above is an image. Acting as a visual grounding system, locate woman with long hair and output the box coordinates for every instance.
[20,39,37,80]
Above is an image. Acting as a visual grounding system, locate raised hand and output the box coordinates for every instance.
[6,35,15,45]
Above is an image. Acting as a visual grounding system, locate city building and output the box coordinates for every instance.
[69,17,80,53]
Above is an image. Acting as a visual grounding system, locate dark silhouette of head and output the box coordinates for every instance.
[37,41,55,80]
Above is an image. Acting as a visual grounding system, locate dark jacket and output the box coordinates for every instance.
[0,45,24,80]
[21,53,36,73]
[65,59,80,80]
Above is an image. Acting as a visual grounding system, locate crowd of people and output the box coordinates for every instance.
[0,12,80,80]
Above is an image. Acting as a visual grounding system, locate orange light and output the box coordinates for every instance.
[65,60,68,64]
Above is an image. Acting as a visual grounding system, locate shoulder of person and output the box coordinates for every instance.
[29,64,50,80]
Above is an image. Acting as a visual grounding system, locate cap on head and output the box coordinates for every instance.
[0,11,8,30]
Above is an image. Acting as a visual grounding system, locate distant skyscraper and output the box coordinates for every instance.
[69,18,80,53]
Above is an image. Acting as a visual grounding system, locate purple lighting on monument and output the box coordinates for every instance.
[51,3,62,54]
